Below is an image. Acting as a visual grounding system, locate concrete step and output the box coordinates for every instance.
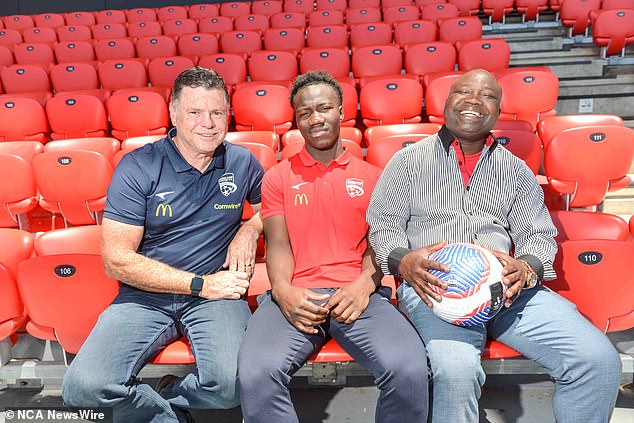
[603,185,634,217]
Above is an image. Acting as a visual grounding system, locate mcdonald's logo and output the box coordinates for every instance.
[155,203,173,217]
[294,193,309,206]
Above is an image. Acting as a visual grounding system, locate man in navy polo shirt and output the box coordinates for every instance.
[62,67,264,423]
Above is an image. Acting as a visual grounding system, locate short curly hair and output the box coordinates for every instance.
[289,70,343,107]
[172,66,229,104]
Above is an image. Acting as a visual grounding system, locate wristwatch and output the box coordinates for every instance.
[190,275,204,297]
[519,260,539,290]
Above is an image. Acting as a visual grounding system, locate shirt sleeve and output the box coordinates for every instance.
[366,150,414,275]
[103,154,151,226]
[246,153,265,205]
[261,165,285,219]
[508,162,558,280]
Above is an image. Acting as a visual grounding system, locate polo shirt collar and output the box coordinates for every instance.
[439,125,499,156]
[298,143,352,167]
[165,127,226,173]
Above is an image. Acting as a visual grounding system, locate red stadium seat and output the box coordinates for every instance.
[537,114,624,149]
[188,4,220,20]
[232,83,294,134]
[55,25,92,42]
[457,38,510,71]
[421,3,460,24]
[225,131,280,151]
[270,12,307,29]
[309,10,345,26]
[0,228,34,276]
[135,36,178,60]
[316,0,348,10]
[54,41,95,63]
[339,80,360,127]
[95,10,126,24]
[64,12,97,26]
[263,27,306,55]
[438,16,482,44]
[198,16,234,35]
[0,141,44,164]
[13,42,55,66]
[394,20,437,48]
[0,264,27,340]
[547,240,634,333]
[592,9,634,57]
[383,6,421,26]
[94,38,136,61]
[550,210,629,243]
[127,21,163,39]
[198,53,248,91]
[0,45,14,67]
[364,122,441,145]
[3,15,35,31]
[345,7,382,26]
[229,141,278,170]
[282,127,363,146]
[306,24,348,48]
[147,56,197,90]
[252,1,284,16]
[234,14,270,34]
[91,22,128,40]
[220,30,262,58]
[349,0,382,7]
[0,97,49,142]
[448,0,482,16]
[34,13,66,28]
[284,0,315,14]
[126,8,158,23]
[163,19,199,38]
[544,125,634,208]
[404,42,457,80]
[157,6,189,21]
[560,0,601,37]
[366,136,426,168]
[221,1,253,17]
[497,68,559,130]
[43,137,120,165]
[493,119,534,132]
[481,0,516,23]
[0,29,23,50]
[17,254,120,354]
[350,22,393,48]
[98,59,149,92]
[248,50,298,83]
[281,139,364,160]
[49,62,101,95]
[423,71,463,123]
[22,27,57,46]
[351,44,403,83]
[515,0,549,22]
[490,129,541,174]
[107,91,169,141]
[360,77,423,126]
[45,95,109,140]
[121,134,165,151]
[178,33,220,57]
[299,47,351,79]
[33,150,113,225]
[630,215,634,240]
[0,155,38,228]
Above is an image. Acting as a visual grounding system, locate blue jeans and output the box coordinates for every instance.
[398,283,622,423]
[238,288,429,423]
[62,285,251,423]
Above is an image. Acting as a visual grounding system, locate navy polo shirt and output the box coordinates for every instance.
[104,128,264,276]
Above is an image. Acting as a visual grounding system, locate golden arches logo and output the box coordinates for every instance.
[294,193,309,206]
[155,203,173,217]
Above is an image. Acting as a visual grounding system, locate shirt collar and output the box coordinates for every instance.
[438,125,499,156]
[165,127,226,173]
[297,143,352,167]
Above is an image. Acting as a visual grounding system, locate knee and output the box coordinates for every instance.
[567,340,622,385]
[62,365,124,408]
[237,349,290,394]
[198,370,241,409]
[427,341,483,392]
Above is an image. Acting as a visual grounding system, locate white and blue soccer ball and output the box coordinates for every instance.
[427,243,506,327]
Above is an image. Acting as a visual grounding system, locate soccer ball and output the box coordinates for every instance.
[427,243,506,327]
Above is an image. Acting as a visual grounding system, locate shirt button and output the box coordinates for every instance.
[474,234,478,239]
[466,186,470,191]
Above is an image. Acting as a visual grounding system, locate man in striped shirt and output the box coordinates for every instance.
[367,69,621,423]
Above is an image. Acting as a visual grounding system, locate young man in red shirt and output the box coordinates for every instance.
[237,71,429,422]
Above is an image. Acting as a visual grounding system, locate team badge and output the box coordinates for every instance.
[219,173,237,196]
[346,178,364,198]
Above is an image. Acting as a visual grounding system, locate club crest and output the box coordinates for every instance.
[219,173,237,196]
[346,178,364,198]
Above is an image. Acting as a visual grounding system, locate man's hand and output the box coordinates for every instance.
[488,250,527,308]
[224,224,260,278]
[272,286,330,335]
[201,271,250,300]
[324,278,375,324]
[398,241,450,307]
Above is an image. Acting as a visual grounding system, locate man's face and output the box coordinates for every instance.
[443,71,502,142]
[169,86,229,156]
[292,84,344,152]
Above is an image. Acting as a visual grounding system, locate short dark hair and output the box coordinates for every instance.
[172,66,229,104]
[289,70,343,107]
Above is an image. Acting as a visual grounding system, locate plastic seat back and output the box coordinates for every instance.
[404,42,457,79]
[592,9,634,57]
[198,54,248,89]
[490,129,542,175]
[0,155,38,228]
[560,0,601,36]
[270,12,307,30]
[229,141,278,170]
[457,38,510,71]
[94,38,136,61]
[126,8,158,23]
[198,16,234,35]
[438,16,482,44]
[0,264,26,340]
[306,24,348,48]
[13,42,55,66]
[45,95,109,140]
[65,12,95,27]
[382,6,421,26]
[360,77,423,126]
[394,20,436,48]
[221,1,253,17]
[148,56,197,89]
[248,50,298,83]
[135,36,178,60]
[366,136,423,168]
[550,210,629,243]
[54,40,95,63]
[163,19,199,38]
[178,33,220,57]
[55,25,92,42]
[299,47,350,78]
[0,29,23,49]
[23,27,58,46]
[350,22,393,48]
[50,62,100,93]
[364,122,441,145]
[421,3,460,24]
[481,0,515,23]
[309,10,345,26]
[34,225,102,256]
[4,15,35,31]
[225,130,280,151]
[232,83,294,134]
[423,71,463,123]
[189,4,220,20]
[351,44,403,80]
[283,0,315,14]
[98,59,148,91]
[252,1,284,16]
[263,27,306,54]
[220,30,263,57]
[95,10,126,24]
[234,14,271,34]
[537,114,624,149]
[0,97,49,142]
[107,91,169,141]
[34,13,66,28]
[44,137,120,164]
[157,6,189,21]
[127,21,163,39]
[91,23,128,40]
[346,7,383,26]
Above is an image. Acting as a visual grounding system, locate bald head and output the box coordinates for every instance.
[443,69,502,147]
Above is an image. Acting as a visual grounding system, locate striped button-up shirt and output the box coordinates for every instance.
[367,126,557,281]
